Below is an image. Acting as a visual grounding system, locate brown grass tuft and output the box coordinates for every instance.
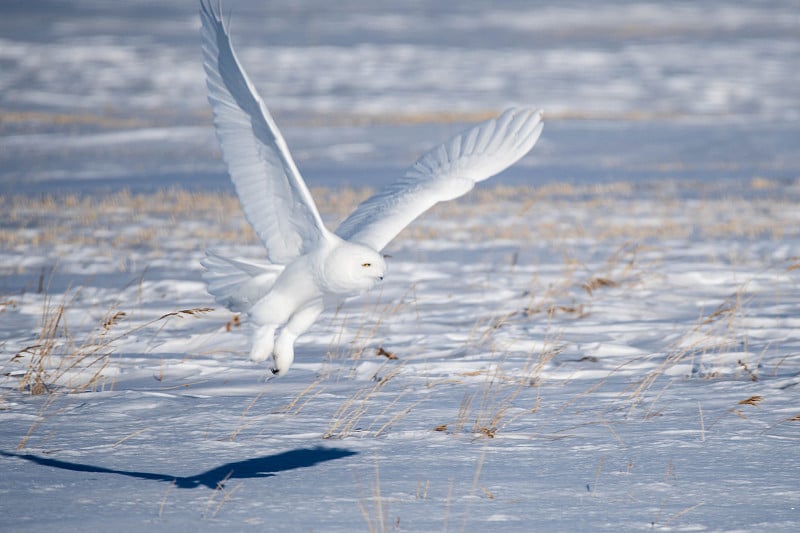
[737,395,763,406]
[376,347,398,360]
[13,286,114,396]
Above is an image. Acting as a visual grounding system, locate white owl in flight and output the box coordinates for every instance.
[199,1,544,376]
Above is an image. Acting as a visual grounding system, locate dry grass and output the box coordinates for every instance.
[356,454,392,533]
[3,265,215,448]
[203,470,242,519]
[274,377,328,416]
[10,296,215,398]
[0,109,145,129]
[626,284,753,416]
[3,177,797,449]
[12,285,117,396]
[454,314,561,439]
[2,178,798,259]
[322,362,408,439]
[1,174,794,533]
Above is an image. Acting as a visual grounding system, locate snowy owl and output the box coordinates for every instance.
[199,1,544,376]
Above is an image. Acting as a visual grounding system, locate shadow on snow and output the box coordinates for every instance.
[1,446,357,489]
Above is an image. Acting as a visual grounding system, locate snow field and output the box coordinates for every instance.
[2,178,799,530]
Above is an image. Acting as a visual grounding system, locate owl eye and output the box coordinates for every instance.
[361,262,372,268]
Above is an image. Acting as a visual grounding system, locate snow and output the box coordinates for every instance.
[1,0,799,531]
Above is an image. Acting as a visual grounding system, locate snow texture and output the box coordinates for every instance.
[1,1,799,531]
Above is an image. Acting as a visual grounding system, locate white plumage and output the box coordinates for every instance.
[199,0,544,375]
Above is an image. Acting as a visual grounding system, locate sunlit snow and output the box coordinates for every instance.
[1,1,798,531]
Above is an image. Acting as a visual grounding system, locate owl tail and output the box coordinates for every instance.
[201,250,284,314]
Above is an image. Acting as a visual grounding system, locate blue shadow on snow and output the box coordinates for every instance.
[1,446,357,489]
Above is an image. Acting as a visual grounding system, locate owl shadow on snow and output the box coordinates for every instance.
[1,446,357,489]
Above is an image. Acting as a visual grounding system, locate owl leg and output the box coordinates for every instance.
[249,324,276,362]
[271,302,324,376]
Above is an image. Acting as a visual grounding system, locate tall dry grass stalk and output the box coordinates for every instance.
[436,307,564,439]
[467,333,560,439]
[357,454,391,533]
[626,285,751,416]
[11,285,214,398]
[203,470,241,519]
[323,362,408,439]
[6,271,214,448]
[12,285,115,396]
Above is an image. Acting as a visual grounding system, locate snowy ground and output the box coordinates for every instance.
[2,1,799,531]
